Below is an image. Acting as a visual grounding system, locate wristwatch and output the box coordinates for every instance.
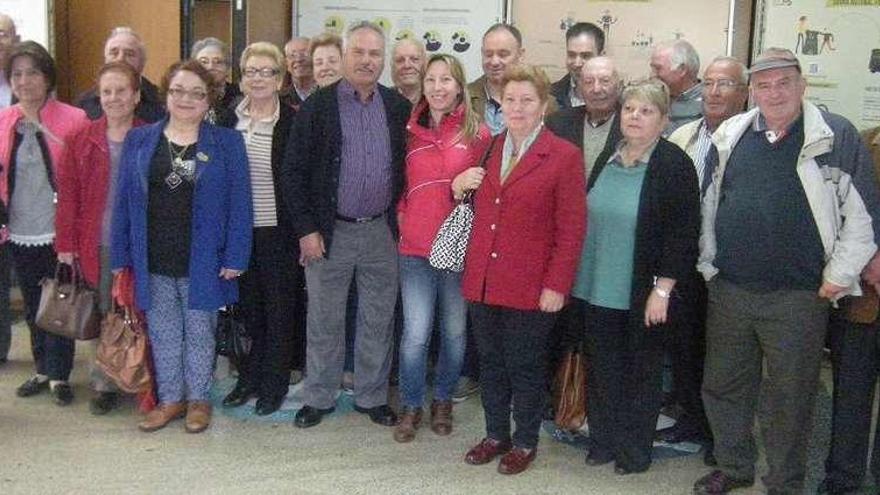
[652,276,671,299]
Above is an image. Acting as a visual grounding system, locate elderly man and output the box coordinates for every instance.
[0,12,17,367]
[650,39,702,135]
[819,129,880,495]
[468,23,525,136]
[664,56,749,463]
[77,27,164,122]
[693,48,880,495]
[283,21,411,429]
[282,36,315,108]
[390,37,425,106]
[546,55,622,179]
[550,22,604,110]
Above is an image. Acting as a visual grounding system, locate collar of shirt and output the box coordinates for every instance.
[752,111,802,143]
[235,95,281,124]
[568,76,585,107]
[503,123,543,164]
[293,82,315,102]
[677,81,703,103]
[339,78,378,104]
[607,138,658,166]
[587,110,615,128]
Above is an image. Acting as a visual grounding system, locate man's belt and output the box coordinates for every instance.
[335,213,383,223]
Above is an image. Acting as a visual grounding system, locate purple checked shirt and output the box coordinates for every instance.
[336,79,393,218]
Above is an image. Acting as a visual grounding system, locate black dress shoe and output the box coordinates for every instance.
[16,376,49,397]
[657,425,709,444]
[52,383,74,406]
[255,395,286,416]
[693,470,754,494]
[584,447,614,466]
[222,382,256,408]
[614,463,649,475]
[294,405,335,428]
[90,391,119,415]
[354,404,398,426]
[703,443,717,467]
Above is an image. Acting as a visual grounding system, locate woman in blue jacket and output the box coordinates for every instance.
[111,60,253,434]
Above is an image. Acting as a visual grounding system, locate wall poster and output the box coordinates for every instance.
[755,0,880,130]
[295,0,505,86]
[0,0,50,51]
[511,0,732,84]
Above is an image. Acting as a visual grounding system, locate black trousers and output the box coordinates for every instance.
[9,243,75,381]
[584,302,664,471]
[470,302,555,449]
[667,275,711,439]
[825,307,880,491]
[0,242,11,360]
[239,227,303,399]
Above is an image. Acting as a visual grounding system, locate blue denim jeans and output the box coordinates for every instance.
[398,255,466,408]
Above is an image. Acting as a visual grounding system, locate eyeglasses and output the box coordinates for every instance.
[242,67,280,79]
[704,79,743,91]
[197,57,227,68]
[167,87,208,102]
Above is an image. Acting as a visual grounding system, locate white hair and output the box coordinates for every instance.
[657,39,700,77]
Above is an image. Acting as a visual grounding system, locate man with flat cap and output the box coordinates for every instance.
[693,48,880,495]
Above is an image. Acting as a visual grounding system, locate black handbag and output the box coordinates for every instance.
[216,305,251,370]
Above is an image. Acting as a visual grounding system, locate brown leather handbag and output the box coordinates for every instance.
[95,272,152,393]
[553,350,588,431]
[36,262,101,340]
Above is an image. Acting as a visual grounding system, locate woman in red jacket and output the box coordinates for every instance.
[393,53,490,443]
[55,61,145,414]
[461,65,587,475]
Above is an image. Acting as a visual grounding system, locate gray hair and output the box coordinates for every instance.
[622,78,671,116]
[706,56,748,85]
[107,26,146,61]
[191,37,229,63]
[345,21,386,49]
[657,39,700,77]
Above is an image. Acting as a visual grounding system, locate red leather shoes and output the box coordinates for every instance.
[498,447,537,475]
[464,438,512,465]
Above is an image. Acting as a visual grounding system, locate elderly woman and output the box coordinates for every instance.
[192,37,240,124]
[111,60,252,433]
[461,65,586,475]
[56,61,146,415]
[393,53,490,443]
[0,41,89,406]
[220,42,302,416]
[309,33,343,88]
[575,78,699,474]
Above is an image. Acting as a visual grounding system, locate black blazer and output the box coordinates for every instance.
[588,138,700,332]
[281,80,411,253]
[229,101,297,238]
[545,106,623,169]
[550,74,573,110]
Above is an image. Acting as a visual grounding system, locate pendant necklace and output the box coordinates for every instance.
[165,139,194,190]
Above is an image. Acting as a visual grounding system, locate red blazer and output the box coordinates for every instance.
[55,116,145,287]
[462,128,587,311]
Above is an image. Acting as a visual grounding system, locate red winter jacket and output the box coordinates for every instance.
[55,116,145,287]
[462,128,587,311]
[397,101,490,258]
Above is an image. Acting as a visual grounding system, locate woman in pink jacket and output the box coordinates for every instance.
[0,41,88,406]
[393,53,490,443]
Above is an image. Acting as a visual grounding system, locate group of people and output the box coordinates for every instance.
[2,11,880,494]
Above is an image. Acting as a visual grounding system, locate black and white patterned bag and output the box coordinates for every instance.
[427,135,497,272]
[428,199,475,272]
